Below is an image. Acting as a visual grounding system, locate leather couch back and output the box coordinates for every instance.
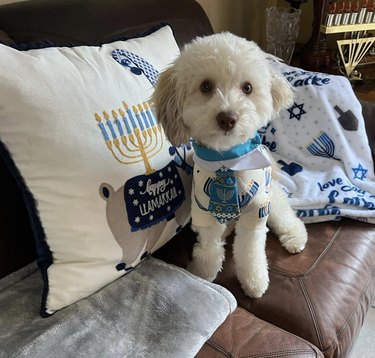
[0,0,212,279]
[0,0,212,47]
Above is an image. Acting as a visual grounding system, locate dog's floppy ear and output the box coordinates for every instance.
[152,66,190,146]
[270,72,294,115]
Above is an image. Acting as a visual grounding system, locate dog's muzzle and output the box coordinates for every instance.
[216,111,237,132]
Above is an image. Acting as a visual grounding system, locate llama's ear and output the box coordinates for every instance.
[152,66,190,146]
[271,73,294,114]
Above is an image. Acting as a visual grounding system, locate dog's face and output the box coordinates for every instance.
[153,33,293,151]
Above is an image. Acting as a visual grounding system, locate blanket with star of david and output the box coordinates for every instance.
[260,61,375,224]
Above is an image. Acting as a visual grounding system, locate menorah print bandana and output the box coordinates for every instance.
[192,137,272,225]
[261,60,375,224]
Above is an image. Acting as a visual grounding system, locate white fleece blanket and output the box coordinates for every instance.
[261,62,375,224]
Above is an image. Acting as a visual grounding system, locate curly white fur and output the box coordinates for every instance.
[153,32,308,298]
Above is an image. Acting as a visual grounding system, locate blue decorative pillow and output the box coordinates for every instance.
[0,25,193,316]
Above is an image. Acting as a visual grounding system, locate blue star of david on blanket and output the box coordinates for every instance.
[352,164,368,181]
[287,102,306,120]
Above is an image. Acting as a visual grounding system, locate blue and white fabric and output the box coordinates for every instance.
[262,61,375,224]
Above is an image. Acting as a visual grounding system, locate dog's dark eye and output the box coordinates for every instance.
[242,82,252,95]
[200,80,213,94]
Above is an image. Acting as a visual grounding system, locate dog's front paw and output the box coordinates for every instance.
[279,220,308,254]
[236,263,270,298]
[187,239,225,282]
[239,276,269,299]
[187,260,218,282]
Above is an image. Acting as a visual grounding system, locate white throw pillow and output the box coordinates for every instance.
[0,25,193,315]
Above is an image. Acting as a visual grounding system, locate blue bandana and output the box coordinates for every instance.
[193,135,261,224]
[192,134,261,162]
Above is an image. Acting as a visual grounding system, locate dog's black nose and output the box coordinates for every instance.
[216,111,237,132]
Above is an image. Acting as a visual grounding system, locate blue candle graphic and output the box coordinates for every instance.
[143,102,155,126]
[103,111,117,139]
[132,105,144,131]
[119,108,132,134]
[138,104,150,128]
[95,113,110,141]
[123,101,137,129]
[112,110,125,137]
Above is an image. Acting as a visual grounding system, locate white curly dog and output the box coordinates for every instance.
[152,32,308,298]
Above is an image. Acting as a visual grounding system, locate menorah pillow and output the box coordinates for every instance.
[0,25,193,316]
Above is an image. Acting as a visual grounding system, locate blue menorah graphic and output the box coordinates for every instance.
[95,101,164,174]
[306,132,340,161]
[216,188,235,204]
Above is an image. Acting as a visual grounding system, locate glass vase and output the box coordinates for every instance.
[266,7,302,64]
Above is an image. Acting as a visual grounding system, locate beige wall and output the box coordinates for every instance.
[196,0,313,49]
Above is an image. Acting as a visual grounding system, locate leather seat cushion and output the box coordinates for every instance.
[154,219,375,358]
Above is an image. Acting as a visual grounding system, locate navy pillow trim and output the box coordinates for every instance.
[10,39,75,51]
[0,140,52,317]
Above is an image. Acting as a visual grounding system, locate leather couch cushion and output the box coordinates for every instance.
[196,307,323,358]
[219,220,375,357]
[154,219,375,358]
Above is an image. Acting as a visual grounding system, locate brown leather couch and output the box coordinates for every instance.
[0,1,374,357]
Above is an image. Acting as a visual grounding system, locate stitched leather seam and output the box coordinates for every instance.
[238,323,265,354]
[303,225,343,276]
[205,339,233,357]
[269,224,343,278]
[298,277,324,349]
[242,349,317,358]
[237,310,323,356]
[229,312,234,352]
[204,341,316,358]
[321,264,375,353]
